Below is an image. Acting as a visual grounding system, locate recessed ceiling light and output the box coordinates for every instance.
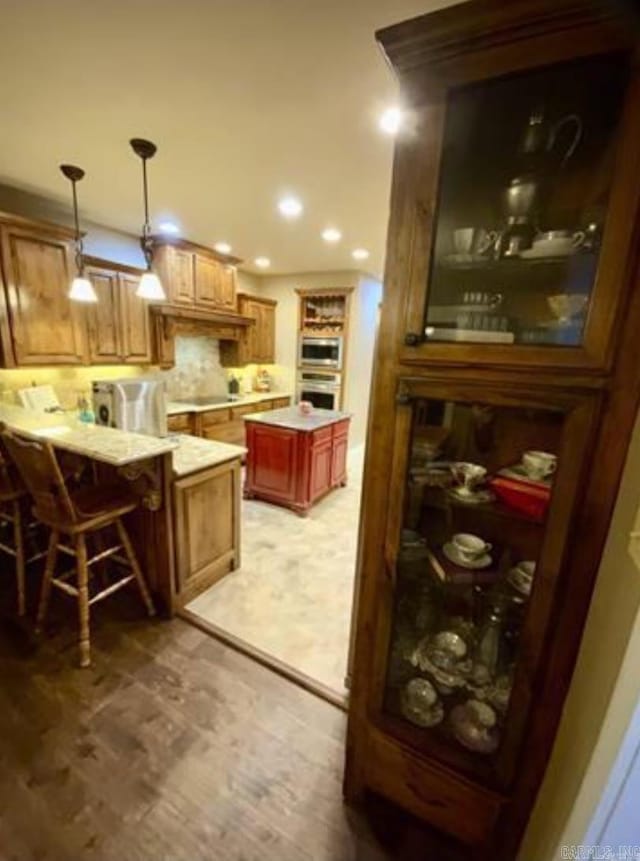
[378,106,403,136]
[321,227,342,243]
[254,256,271,268]
[278,196,303,219]
[352,248,369,261]
[214,241,232,254]
[158,221,180,235]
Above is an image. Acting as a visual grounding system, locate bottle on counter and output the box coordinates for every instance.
[77,394,95,424]
[228,374,240,399]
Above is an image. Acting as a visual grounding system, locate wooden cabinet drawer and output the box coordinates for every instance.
[231,402,264,419]
[200,408,231,427]
[168,413,194,433]
[203,421,245,446]
[332,418,350,439]
[270,397,291,409]
[311,426,332,447]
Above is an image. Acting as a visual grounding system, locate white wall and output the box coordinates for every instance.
[256,270,382,446]
[520,413,640,859]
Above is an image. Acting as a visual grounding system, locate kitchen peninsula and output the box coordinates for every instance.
[0,401,244,612]
[243,406,350,515]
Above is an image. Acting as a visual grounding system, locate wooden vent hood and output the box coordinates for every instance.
[150,304,253,367]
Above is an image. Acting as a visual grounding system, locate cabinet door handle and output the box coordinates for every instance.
[404,332,421,347]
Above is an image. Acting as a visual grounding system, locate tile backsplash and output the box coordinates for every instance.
[162,337,229,400]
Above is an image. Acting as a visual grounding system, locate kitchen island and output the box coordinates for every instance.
[243,406,351,516]
[0,403,244,612]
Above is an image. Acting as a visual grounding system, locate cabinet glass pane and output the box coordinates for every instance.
[425,54,628,346]
[384,397,563,767]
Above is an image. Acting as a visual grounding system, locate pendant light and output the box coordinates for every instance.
[60,164,97,303]
[130,137,166,301]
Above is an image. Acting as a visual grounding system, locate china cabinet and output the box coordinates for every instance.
[345,2,640,859]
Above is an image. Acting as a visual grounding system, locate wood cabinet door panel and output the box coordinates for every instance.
[174,462,240,603]
[119,273,151,363]
[202,422,245,446]
[330,434,348,487]
[246,423,299,502]
[216,264,236,309]
[194,255,218,307]
[2,229,86,365]
[86,267,122,363]
[309,440,332,502]
[170,248,195,305]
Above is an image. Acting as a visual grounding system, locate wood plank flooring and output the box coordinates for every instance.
[0,596,437,861]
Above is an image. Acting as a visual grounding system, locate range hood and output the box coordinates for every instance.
[150,303,253,367]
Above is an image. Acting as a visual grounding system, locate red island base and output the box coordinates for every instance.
[243,412,350,516]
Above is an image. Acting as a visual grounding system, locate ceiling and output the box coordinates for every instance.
[0,0,454,277]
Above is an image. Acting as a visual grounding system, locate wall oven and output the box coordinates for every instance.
[296,370,342,411]
[298,335,343,370]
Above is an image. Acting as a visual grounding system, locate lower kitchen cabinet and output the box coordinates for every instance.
[173,459,241,605]
[244,415,350,515]
[170,396,292,447]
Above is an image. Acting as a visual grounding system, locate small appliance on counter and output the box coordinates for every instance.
[92,376,168,437]
[256,367,271,392]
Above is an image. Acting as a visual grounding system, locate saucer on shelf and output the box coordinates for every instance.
[443,542,492,570]
[447,487,496,505]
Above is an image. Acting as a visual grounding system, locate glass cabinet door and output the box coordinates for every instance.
[423,53,629,349]
[382,388,593,784]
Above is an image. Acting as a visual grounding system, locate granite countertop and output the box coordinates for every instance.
[242,406,351,432]
[172,434,246,478]
[0,403,178,467]
[167,391,292,416]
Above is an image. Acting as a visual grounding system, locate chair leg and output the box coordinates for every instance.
[12,500,25,617]
[115,519,155,617]
[36,529,59,632]
[75,534,91,668]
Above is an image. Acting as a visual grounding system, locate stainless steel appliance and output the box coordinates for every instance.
[92,376,168,437]
[296,370,342,410]
[299,335,343,369]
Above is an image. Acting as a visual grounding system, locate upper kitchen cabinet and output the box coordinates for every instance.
[151,237,240,312]
[392,7,640,373]
[153,244,195,305]
[0,214,86,366]
[84,259,152,365]
[221,293,277,366]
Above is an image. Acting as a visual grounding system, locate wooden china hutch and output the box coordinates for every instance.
[345,2,640,859]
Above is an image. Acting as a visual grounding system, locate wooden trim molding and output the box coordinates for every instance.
[149,235,242,267]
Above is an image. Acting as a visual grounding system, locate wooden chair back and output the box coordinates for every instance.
[0,424,76,524]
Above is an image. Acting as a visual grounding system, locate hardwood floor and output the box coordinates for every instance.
[0,595,442,861]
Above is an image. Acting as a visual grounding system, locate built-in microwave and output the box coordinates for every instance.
[298,335,343,370]
[296,370,342,411]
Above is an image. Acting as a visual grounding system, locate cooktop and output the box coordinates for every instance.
[172,396,234,406]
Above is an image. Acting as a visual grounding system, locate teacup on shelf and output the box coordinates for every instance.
[522,450,556,481]
[452,533,492,564]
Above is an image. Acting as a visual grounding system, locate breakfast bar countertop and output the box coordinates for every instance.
[242,406,351,432]
[171,434,246,477]
[0,402,178,466]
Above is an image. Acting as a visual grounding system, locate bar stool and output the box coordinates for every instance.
[0,425,155,667]
[0,442,28,615]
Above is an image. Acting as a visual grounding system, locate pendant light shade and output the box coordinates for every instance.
[130,137,166,301]
[60,164,97,303]
[69,276,99,303]
[137,271,166,301]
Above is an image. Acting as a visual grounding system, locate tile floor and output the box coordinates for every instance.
[187,446,364,696]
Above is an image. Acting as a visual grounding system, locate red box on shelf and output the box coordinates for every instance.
[488,472,551,522]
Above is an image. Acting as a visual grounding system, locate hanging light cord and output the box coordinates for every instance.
[141,155,153,270]
[70,177,84,276]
